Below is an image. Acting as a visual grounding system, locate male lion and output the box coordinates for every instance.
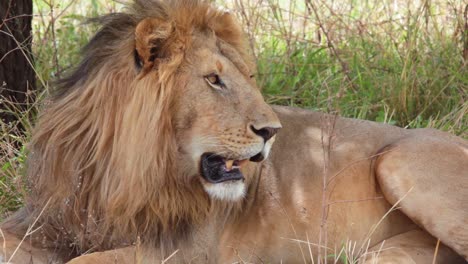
[1,0,467,263]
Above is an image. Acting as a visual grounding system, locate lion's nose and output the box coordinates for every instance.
[250,125,280,142]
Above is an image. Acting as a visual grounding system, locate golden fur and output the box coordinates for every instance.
[1,0,467,263]
[2,0,257,255]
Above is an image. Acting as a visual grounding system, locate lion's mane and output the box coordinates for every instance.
[4,0,253,255]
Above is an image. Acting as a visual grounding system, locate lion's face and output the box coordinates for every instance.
[173,34,281,201]
[133,15,281,201]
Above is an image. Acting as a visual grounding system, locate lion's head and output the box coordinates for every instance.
[138,10,283,201]
[6,0,280,253]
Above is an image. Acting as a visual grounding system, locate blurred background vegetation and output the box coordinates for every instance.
[1,0,467,216]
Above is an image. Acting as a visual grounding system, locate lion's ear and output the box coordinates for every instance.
[210,12,242,45]
[134,18,173,73]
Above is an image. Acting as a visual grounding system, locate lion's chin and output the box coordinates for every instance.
[198,142,274,200]
[199,152,254,201]
[202,180,246,201]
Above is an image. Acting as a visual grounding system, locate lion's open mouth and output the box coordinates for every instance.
[200,152,264,183]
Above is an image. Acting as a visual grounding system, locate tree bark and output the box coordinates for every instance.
[0,0,35,124]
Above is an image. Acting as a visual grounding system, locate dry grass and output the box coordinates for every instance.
[0,0,466,262]
[224,0,467,135]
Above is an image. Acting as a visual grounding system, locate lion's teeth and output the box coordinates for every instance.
[226,160,234,170]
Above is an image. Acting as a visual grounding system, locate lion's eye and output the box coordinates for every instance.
[204,73,226,89]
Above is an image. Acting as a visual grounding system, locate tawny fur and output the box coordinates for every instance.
[2,0,254,255]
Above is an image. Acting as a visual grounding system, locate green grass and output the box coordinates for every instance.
[249,0,467,135]
[258,35,467,133]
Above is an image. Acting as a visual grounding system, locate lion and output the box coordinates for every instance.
[1,0,467,263]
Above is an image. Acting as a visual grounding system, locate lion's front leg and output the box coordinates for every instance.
[0,230,54,263]
[360,229,465,264]
[66,246,196,264]
[66,246,136,264]
[375,133,468,260]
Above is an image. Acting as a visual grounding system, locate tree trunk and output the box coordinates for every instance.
[0,0,35,124]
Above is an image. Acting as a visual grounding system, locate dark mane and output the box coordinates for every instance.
[3,0,254,258]
[55,13,137,98]
[55,0,253,98]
